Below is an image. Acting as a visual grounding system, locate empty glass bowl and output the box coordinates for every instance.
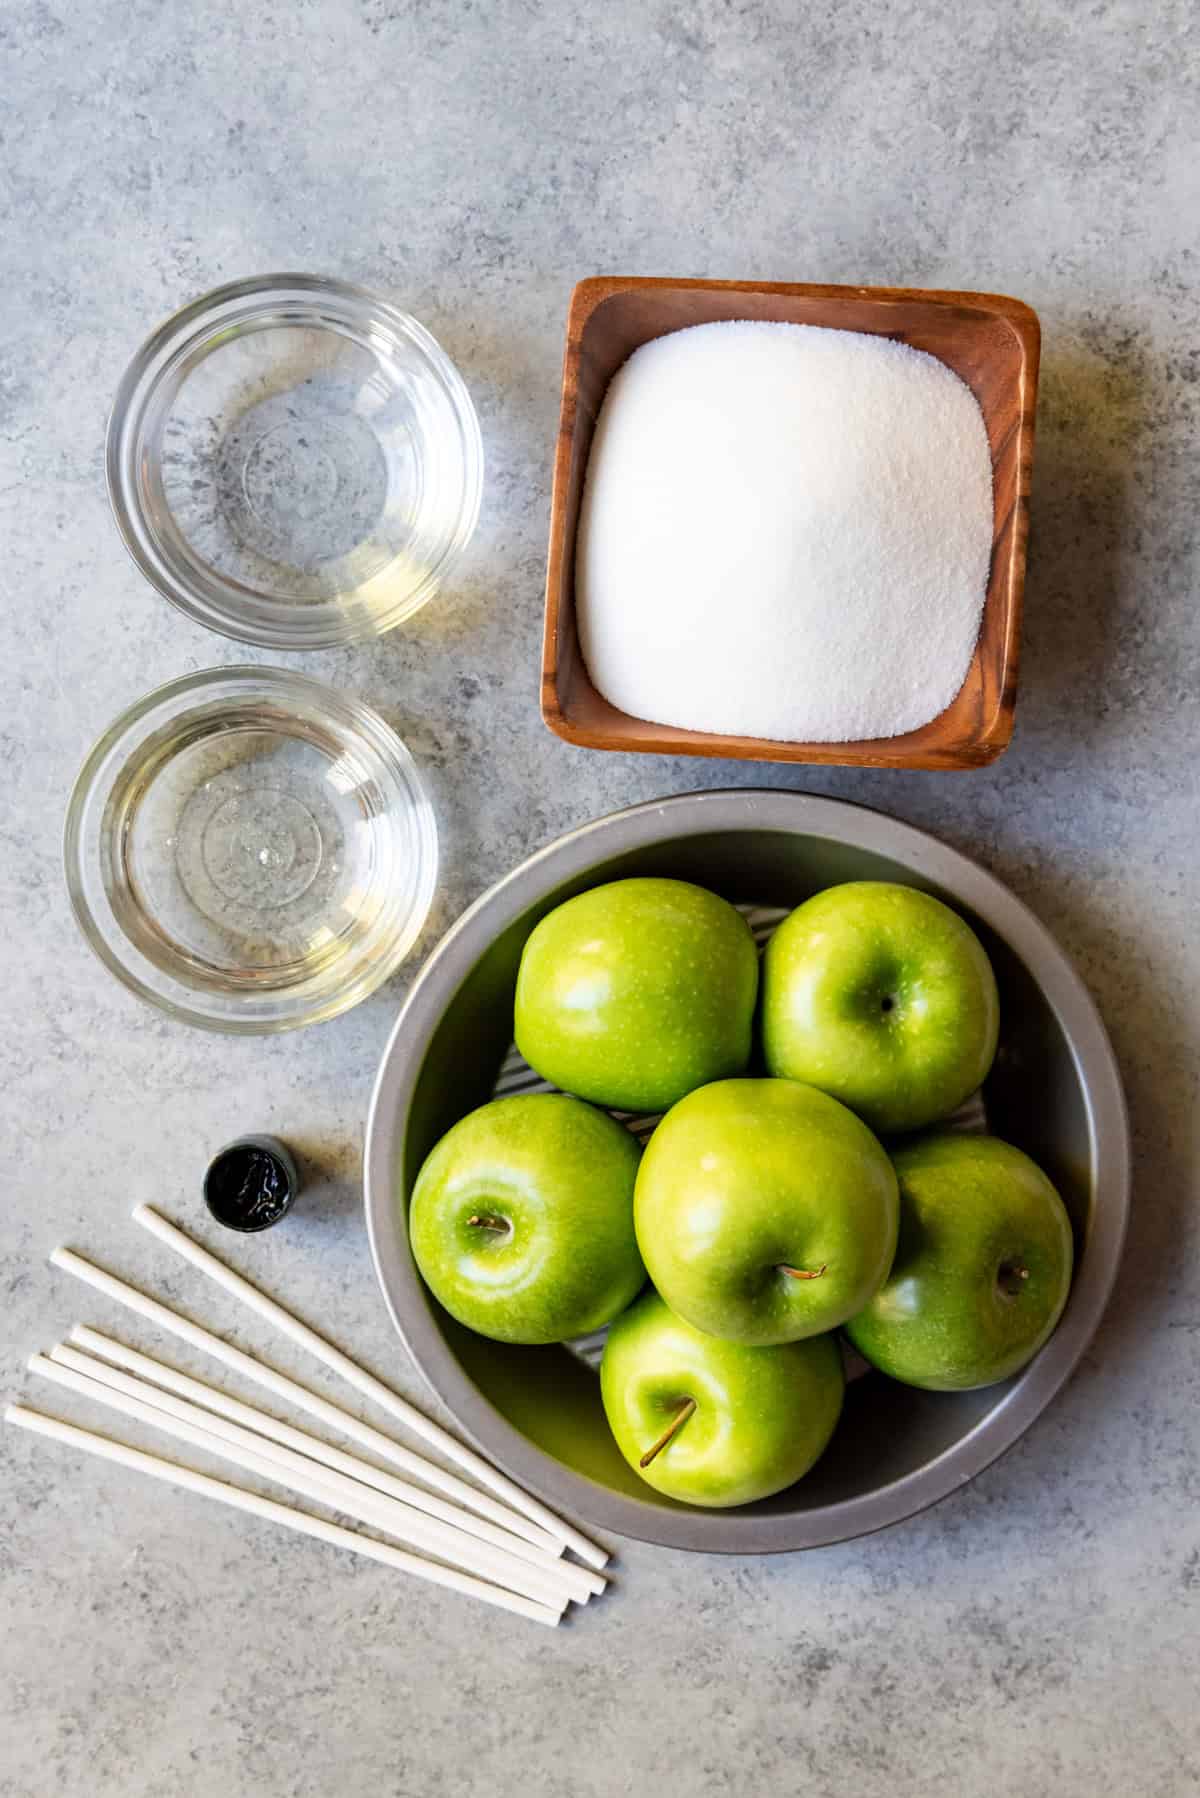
[106,275,483,649]
[64,669,438,1032]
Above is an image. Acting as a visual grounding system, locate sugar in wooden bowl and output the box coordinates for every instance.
[575,320,994,746]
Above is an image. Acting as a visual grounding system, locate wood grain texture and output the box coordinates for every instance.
[541,277,1040,770]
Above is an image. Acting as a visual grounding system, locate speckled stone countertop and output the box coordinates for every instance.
[2,3,1197,1793]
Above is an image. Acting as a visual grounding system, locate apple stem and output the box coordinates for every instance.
[779,1263,828,1281]
[639,1398,697,1469]
[998,1259,1031,1298]
[467,1213,510,1235]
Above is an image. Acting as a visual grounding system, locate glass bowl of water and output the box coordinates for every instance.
[106,275,483,649]
[64,668,438,1032]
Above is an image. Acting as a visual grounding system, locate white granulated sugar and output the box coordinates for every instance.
[576,321,994,742]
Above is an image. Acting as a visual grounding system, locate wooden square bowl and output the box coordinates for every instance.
[541,277,1040,770]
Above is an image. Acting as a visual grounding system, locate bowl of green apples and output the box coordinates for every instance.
[365,791,1129,1551]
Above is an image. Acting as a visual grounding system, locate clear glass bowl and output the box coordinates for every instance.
[106,275,483,649]
[64,669,438,1032]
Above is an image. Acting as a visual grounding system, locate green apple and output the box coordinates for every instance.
[601,1290,844,1506]
[634,1078,898,1345]
[408,1093,644,1344]
[762,881,1000,1135]
[513,877,758,1114]
[845,1133,1074,1390]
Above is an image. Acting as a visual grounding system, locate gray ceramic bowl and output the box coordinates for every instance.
[365,791,1129,1552]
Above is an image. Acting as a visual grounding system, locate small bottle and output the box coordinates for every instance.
[203,1135,300,1233]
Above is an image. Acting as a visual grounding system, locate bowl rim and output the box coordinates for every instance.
[105,271,484,651]
[364,789,1129,1553]
[63,664,439,1035]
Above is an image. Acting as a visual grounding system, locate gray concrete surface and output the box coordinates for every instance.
[2,2,1197,1793]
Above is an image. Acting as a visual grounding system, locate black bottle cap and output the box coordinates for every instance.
[203,1135,300,1233]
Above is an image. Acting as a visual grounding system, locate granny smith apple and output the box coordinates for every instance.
[601,1290,844,1506]
[408,1093,644,1344]
[634,1078,899,1345]
[513,877,758,1114]
[762,881,1000,1135]
[845,1133,1074,1390]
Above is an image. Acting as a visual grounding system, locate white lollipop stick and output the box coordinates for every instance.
[68,1327,602,1600]
[50,1247,563,1560]
[35,1350,578,1615]
[132,1204,608,1570]
[5,1406,559,1629]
